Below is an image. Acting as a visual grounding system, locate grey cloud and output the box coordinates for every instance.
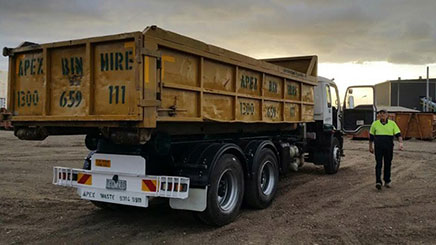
[1,0,436,71]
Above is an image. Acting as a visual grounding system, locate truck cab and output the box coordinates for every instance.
[304,76,343,174]
[315,76,342,131]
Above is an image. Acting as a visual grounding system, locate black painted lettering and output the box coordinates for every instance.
[70,57,75,74]
[33,90,39,105]
[115,52,123,70]
[62,58,69,75]
[59,90,82,108]
[290,107,296,117]
[30,58,35,75]
[24,59,30,75]
[128,51,133,70]
[266,106,277,118]
[110,53,114,71]
[101,53,108,71]
[16,90,39,107]
[269,81,278,93]
[75,57,83,75]
[19,60,23,76]
[100,51,133,72]
[37,58,43,74]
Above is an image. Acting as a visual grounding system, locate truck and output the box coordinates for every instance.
[3,26,343,226]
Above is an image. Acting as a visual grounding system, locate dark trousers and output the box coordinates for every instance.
[374,145,393,184]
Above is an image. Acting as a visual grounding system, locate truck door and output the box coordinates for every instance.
[324,84,333,126]
[329,83,341,130]
[342,86,376,133]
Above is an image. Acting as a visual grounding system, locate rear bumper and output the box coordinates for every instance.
[53,166,190,207]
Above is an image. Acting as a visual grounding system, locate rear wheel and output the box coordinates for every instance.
[196,153,244,226]
[245,148,279,209]
[324,138,341,174]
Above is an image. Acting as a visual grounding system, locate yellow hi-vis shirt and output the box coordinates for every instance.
[369,119,401,146]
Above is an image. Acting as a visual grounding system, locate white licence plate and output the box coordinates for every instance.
[79,188,148,207]
[106,179,127,190]
[356,120,364,126]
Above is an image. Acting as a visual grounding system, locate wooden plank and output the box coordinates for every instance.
[147,34,317,86]
[42,48,51,115]
[199,57,204,118]
[11,115,140,121]
[86,42,94,115]
[10,32,141,54]
[7,56,15,111]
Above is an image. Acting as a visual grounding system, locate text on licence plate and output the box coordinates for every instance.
[106,179,127,190]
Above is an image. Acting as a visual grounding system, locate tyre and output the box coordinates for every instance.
[245,148,279,209]
[324,138,341,174]
[196,154,245,226]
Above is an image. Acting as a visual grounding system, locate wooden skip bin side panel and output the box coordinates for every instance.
[159,88,199,118]
[237,68,261,97]
[285,80,300,101]
[203,94,234,121]
[302,84,314,103]
[302,105,314,121]
[50,45,89,116]
[13,51,44,116]
[284,103,301,122]
[93,40,137,116]
[237,97,261,121]
[159,47,200,119]
[263,75,283,99]
[203,59,235,92]
[263,101,283,122]
[161,48,199,87]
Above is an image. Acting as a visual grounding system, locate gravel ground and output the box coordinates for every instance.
[1,130,436,244]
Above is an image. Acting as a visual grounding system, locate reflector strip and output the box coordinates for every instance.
[96,159,111,167]
[161,183,187,192]
[142,179,157,192]
[77,173,92,185]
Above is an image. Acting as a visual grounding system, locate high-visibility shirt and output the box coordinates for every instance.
[369,119,401,147]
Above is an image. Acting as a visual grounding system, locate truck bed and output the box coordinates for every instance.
[5,26,317,135]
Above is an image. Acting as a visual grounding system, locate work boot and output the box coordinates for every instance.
[385,182,391,188]
[376,183,382,190]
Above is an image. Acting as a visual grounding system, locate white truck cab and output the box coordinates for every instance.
[315,76,342,131]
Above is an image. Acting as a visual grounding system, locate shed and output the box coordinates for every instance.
[375,78,436,111]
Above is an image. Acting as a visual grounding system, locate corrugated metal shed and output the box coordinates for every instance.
[375,78,436,111]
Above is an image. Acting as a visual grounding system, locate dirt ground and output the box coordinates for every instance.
[1,130,436,244]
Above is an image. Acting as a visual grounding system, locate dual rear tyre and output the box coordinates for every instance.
[245,148,279,209]
[197,148,280,226]
[196,154,245,226]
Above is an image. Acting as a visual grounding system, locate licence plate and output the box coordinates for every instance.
[106,179,127,190]
[356,120,364,126]
[79,188,148,207]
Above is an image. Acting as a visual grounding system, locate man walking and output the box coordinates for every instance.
[369,109,403,190]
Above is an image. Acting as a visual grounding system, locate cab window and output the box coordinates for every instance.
[326,85,332,108]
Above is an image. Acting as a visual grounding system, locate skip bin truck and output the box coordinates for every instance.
[3,26,343,226]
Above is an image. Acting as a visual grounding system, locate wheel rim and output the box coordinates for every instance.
[333,145,341,168]
[259,160,275,196]
[217,169,239,212]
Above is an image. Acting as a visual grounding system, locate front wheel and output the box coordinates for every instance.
[196,154,244,226]
[324,138,341,174]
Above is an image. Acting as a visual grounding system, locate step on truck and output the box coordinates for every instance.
[3,26,343,226]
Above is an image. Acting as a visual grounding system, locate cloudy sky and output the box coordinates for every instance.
[1,0,436,96]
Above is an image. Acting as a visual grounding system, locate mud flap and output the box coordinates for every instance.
[169,187,207,212]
